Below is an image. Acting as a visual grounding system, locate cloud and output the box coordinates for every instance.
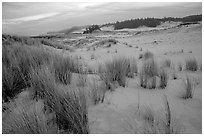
[2,2,202,36]
[3,12,59,24]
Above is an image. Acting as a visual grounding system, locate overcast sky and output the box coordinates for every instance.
[2,2,202,36]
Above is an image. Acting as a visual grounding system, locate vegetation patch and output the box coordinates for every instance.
[185,58,198,71]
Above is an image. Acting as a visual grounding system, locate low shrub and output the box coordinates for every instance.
[107,38,117,44]
[94,38,117,47]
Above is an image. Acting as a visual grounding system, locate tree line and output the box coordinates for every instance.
[100,15,202,30]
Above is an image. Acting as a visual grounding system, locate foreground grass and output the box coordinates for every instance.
[3,65,89,134]
[137,96,181,134]
[3,99,57,134]
[2,40,82,101]
[2,44,52,101]
[29,57,89,134]
[2,35,89,134]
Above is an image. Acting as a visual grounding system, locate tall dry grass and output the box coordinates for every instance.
[3,100,57,134]
[140,57,158,89]
[29,66,89,133]
[137,97,181,134]
[126,57,138,78]
[3,36,89,133]
[159,68,168,89]
[54,86,89,133]
[2,41,82,101]
[89,79,107,105]
[2,44,52,101]
[182,75,194,99]
[99,56,129,90]
[52,55,73,85]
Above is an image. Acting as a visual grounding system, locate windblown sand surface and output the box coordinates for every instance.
[68,22,202,134]
[4,22,201,134]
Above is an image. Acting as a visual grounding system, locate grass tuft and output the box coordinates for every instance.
[185,58,198,71]
[90,79,106,104]
[126,57,138,78]
[140,57,158,89]
[163,95,171,134]
[182,75,193,99]
[54,86,89,133]
[99,56,129,90]
[159,68,168,89]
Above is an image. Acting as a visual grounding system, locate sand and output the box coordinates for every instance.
[3,21,202,134]
[67,22,202,133]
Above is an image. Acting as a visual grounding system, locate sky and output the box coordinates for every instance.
[2,2,202,36]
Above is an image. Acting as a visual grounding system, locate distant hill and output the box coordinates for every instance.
[45,14,201,35]
[2,34,73,51]
[47,26,88,35]
[2,34,41,46]
[101,14,202,30]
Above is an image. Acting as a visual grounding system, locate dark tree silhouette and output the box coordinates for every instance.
[99,15,202,30]
[83,25,101,34]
